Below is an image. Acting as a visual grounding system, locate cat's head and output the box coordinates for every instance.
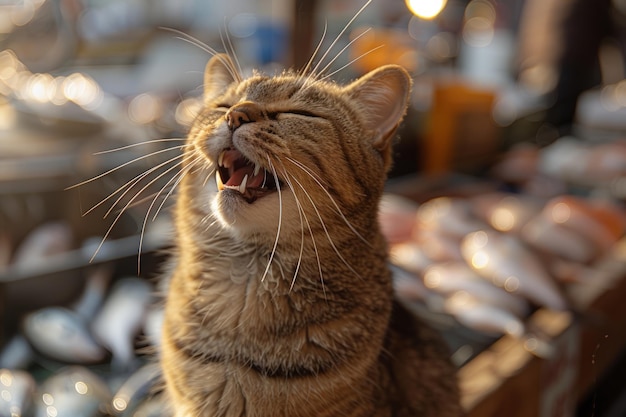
[183,54,411,242]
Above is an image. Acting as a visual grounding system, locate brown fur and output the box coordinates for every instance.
[160,54,463,417]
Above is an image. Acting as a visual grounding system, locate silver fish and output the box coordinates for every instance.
[0,335,34,370]
[443,291,525,338]
[522,216,596,263]
[0,368,36,417]
[22,307,107,364]
[128,395,168,417]
[110,363,161,416]
[72,266,113,321]
[91,278,153,371]
[423,262,530,318]
[12,222,73,268]
[461,230,567,310]
[471,193,543,233]
[34,366,111,417]
[416,197,486,238]
[389,242,433,275]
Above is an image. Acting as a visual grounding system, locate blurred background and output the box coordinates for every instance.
[2,0,626,416]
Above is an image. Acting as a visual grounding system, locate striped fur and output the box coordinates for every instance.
[160,54,462,417]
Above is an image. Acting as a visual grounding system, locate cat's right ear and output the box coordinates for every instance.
[203,54,239,103]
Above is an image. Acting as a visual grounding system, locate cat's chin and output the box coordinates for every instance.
[211,189,290,236]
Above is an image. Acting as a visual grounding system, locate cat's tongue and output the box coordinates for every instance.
[226,166,265,189]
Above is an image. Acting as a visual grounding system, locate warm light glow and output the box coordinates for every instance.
[405,0,447,19]
[423,268,442,288]
[113,397,128,411]
[74,381,88,395]
[42,393,54,406]
[551,202,571,224]
[504,276,520,292]
[471,251,489,269]
[491,207,515,232]
[0,370,12,386]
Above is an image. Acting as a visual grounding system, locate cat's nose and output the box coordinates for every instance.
[225,102,262,130]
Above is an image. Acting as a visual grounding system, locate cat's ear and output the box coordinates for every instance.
[345,65,411,153]
[203,54,239,103]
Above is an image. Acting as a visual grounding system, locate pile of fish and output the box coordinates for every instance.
[0,221,74,274]
[382,192,626,339]
[0,264,165,417]
[491,136,626,196]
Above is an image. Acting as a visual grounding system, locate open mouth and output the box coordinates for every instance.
[216,148,280,203]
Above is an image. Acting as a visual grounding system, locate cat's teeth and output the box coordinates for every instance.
[216,171,224,191]
[239,174,249,194]
[253,163,261,177]
[218,151,225,167]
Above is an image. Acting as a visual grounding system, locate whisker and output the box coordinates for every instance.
[93,138,187,155]
[67,144,188,190]
[314,27,372,80]
[287,169,362,279]
[90,152,195,265]
[309,0,373,77]
[98,152,188,219]
[261,157,282,283]
[285,157,371,248]
[277,169,305,292]
[152,157,209,221]
[318,44,385,83]
[104,152,192,220]
[300,21,328,84]
[220,18,244,78]
[138,155,204,271]
[280,168,325,299]
[159,27,242,83]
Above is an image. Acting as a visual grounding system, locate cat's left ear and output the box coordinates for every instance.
[345,65,412,153]
[203,53,239,104]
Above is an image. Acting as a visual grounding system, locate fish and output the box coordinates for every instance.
[443,291,525,338]
[522,216,597,263]
[423,262,530,318]
[127,395,168,417]
[22,307,107,364]
[110,363,161,416]
[461,230,567,310]
[415,197,486,238]
[142,306,165,350]
[0,368,36,417]
[390,263,429,302]
[0,335,34,370]
[91,278,154,371]
[542,195,625,252]
[33,366,111,417]
[72,266,113,320]
[12,221,73,268]
[471,193,543,233]
[414,229,463,262]
[389,242,433,275]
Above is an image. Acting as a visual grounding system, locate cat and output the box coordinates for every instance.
[159,50,463,416]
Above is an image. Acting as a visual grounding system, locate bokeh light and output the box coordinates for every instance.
[405,0,447,20]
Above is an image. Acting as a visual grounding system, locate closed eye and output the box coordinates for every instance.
[214,104,231,112]
[277,109,320,119]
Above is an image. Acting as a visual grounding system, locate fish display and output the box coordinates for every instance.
[383,188,626,339]
[91,278,154,371]
[0,368,36,417]
[33,367,111,417]
[22,307,108,365]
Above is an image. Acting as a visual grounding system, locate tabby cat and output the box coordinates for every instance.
[160,52,463,417]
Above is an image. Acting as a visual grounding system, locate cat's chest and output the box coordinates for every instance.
[178,254,313,337]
